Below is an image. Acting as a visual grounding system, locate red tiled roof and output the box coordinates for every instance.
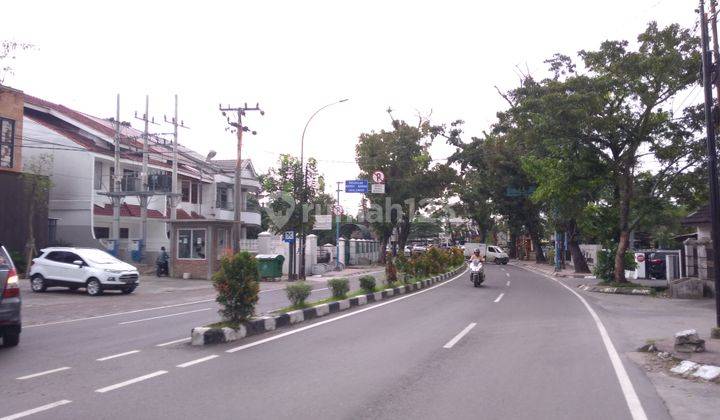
[94,203,165,219]
[176,209,205,220]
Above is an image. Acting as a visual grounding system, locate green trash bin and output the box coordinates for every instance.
[256,254,285,280]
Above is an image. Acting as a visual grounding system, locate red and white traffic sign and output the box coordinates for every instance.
[372,171,385,184]
[332,204,344,215]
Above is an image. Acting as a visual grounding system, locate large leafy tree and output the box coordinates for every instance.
[355,113,456,262]
[546,22,702,282]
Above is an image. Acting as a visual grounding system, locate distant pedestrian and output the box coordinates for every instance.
[156,246,169,276]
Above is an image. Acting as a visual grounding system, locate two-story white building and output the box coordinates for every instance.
[21,94,262,264]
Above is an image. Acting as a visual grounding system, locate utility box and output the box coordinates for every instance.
[256,254,285,280]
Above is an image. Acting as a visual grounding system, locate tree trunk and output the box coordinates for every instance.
[614,170,632,283]
[25,180,37,279]
[397,218,411,250]
[567,220,590,273]
[529,230,546,263]
[508,232,518,259]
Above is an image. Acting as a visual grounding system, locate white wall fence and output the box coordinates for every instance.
[257,232,380,276]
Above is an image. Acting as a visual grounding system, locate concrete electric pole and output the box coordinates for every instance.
[219,103,264,253]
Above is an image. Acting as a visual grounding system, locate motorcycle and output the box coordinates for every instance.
[469,260,484,287]
[156,260,169,277]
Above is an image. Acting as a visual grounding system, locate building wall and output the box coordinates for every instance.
[23,118,96,247]
[0,86,24,172]
[0,171,49,256]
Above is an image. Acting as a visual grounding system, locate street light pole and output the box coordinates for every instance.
[700,0,720,331]
[298,98,348,280]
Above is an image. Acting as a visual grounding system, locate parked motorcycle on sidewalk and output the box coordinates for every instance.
[470,260,485,287]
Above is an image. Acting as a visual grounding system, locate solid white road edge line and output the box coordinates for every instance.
[96,350,140,361]
[443,323,477,349]
[0,400,72,420]
[118,308,212,325]
[524,267,648,420]
[25,299,216,328]
[16,367,71,380]
[226,268,469,353]
[176,355,219,368]
[494,293,504,303]
[95,371,168,393]
[156,337,191,347]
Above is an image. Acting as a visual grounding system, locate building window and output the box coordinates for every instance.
[217,186,230,209]
[120,228,129,239]
[94,161,103,190]
[94,227,110,239]
[178,228,206,259]
[48,219,58,245]
[0,118,15,168]
[191,182,201,204]
[181,180,190,202]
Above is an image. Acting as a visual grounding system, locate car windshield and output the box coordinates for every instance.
[81,249,121,265]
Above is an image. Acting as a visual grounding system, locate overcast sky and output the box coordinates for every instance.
[2,0,697,212]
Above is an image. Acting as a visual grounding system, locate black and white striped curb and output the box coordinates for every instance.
[577,284,652,295]
[191,265,466,346]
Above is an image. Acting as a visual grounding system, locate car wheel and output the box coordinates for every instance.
[86,278,103,296]
[2,331,20,347]
[30,275,47,292]
[502,261,508,265]
[121,286,136,294]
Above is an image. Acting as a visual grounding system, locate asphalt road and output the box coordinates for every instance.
[0,264,670,420]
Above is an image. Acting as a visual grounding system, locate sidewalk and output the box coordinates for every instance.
[510,259,596,279]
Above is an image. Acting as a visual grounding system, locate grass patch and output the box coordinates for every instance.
[206,320,241,330]
[597,281,646,288]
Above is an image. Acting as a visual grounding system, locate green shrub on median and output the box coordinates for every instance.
[212,251,260,324]
[359,275,376,293]
[285,282,313,308]
[327,278,350,299]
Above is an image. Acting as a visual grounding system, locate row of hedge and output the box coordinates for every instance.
[211,248,465,326]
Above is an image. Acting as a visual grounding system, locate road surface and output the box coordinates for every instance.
[0,264,669,419]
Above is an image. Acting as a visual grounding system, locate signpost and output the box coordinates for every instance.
[372,171,385,184]
[345,180,369,193]
[283,231,295,243]
[314,215,332,230]
[371,183,385,194]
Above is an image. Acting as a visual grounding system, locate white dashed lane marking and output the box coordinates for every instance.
[16,367,71,380]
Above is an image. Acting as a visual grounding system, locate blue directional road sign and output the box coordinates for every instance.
[345,179,369,193]
[283,231,296,243]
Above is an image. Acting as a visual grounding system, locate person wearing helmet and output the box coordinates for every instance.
[470,248,484,264]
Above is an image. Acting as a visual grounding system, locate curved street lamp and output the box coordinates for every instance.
[297,98,349,280]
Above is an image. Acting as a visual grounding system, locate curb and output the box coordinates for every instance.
[190,265,466,346]
[578,284,652,295]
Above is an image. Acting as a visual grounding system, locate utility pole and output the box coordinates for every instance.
[219,102,264,253]
[336,181,342,270]
[699,0,720,330]
[710,0,720,102]
[112,94,122,248]
[164,94,188,221]
[134,95,158,261]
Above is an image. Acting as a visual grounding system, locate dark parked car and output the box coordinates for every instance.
[0,244,21,347]
[647,252,666,280]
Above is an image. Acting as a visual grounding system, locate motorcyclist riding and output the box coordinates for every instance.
[470,249,484,264]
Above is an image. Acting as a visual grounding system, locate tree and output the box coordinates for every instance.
[262,155,331,234]
[546,23,701,282]
[0,41,35,84]
[355,112,457,262]
[21,154,53,278]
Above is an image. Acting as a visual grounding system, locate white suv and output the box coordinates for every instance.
[29,247,140,296]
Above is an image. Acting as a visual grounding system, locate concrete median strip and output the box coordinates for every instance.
[190,265,466,346]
